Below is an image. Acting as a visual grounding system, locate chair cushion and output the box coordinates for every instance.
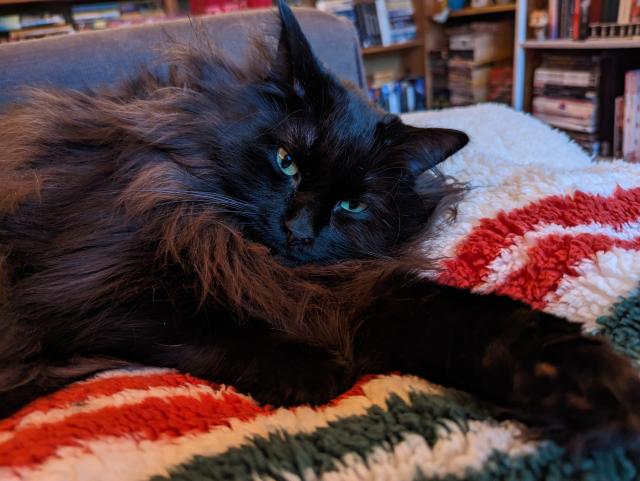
[0,8,365,109]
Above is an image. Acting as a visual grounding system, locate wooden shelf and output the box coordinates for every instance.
[522,38,640,49]
[362,40,423,55]
[448,3,516,18]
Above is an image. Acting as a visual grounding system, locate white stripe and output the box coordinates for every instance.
[544,247,640,330]
[1,375,446,481]
[87,367,174,381]
[477,221,640,292]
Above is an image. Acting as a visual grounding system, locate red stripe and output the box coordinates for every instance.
[0,388,267,467]
[494,234,640,308]
[438,187,640,289]
[0,371,216,433]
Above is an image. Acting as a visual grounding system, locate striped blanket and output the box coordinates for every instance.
[2,104,640,481]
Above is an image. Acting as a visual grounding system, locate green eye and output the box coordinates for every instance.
[276,147,299,176]
[338,200,368,213]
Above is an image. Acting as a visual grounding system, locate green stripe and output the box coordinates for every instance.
[150,390,491,481]
[596,287,640,366]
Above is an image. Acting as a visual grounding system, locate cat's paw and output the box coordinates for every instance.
[511,336,640,454]
[234,349,356,408]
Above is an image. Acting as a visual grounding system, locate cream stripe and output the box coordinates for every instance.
[544,247,640,330]
[87,367,174,381]
[2,375,445,481]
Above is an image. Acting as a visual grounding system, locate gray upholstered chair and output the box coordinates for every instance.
[0,7,366,110]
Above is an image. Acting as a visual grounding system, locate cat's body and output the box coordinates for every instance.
[1,1,639,453]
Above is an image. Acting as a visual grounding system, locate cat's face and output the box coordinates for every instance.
[175,1,468,265]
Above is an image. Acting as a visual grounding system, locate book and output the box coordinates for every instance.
[618,0,633,22]
[9,24,74,41]
[533,67,598,88]
[533,112,597,133]
[589,0,603,23]
[532,96,597,120]
[534,84,598,99]
[613,95,625,158]
[20,13,66,29]
[623,70,640,162]
[374,0,392,45]
[549,0,559,38]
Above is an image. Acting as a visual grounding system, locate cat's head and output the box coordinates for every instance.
[148,0,468,266]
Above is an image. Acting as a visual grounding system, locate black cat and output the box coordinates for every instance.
[0,0,638,454]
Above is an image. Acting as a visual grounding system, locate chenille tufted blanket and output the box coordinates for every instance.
[2,104,640,481]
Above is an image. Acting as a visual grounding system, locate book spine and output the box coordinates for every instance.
[572,0,581,40]
[617,0,631,23]
[589,0,603,23]
[608,0,620,21]
[375,0,392,45]
[532,96,596,119]
[623,70,640,162]
[613,96,625,158]
[549,0,559,39]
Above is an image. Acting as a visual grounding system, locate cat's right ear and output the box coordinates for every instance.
[271,0,326,94]
[381,118,469,177]
[401,125,469,176]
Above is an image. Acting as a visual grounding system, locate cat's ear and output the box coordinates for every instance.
[272,0,325,92]
[397,124,469,176]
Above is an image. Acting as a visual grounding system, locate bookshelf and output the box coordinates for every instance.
[513,0,640,159]
[316,0,428,113]
[362,39,422,55]
[0,0,181,29]
[513,0,640,111]
[422,0,517,108]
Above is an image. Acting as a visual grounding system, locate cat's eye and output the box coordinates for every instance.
[338,200,368,213]
[276,147,299,176]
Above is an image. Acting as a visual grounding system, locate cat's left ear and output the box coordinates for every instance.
[272,0,326,92]
[397,124,469,176]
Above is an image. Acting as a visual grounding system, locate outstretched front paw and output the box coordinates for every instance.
[233,347,356,408]
[511,335,640,454]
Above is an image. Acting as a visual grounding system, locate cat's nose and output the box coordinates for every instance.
[284,210,315,245]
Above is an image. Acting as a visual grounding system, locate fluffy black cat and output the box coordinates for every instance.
[1,0,639,453]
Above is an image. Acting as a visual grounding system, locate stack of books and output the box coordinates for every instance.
[532,54,600,154]
[548,0,640,40]
[0,12,74,41]
[429,51,451,108]
[316,0,416,49]
[487,64,513,104]
[367,70,425,113]
[446,20,513,106]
